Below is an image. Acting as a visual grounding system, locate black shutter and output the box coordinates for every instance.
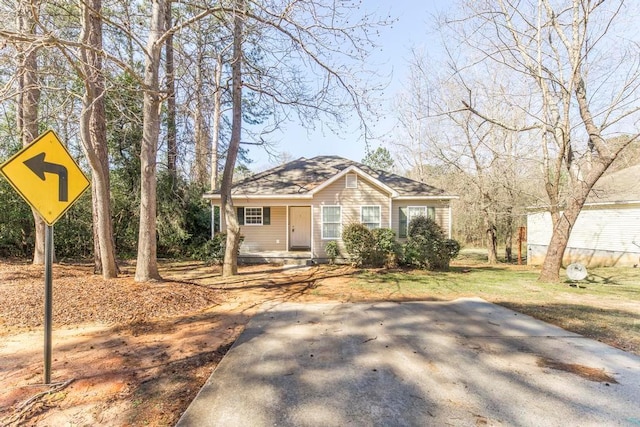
[399,207,407,238]
[237,207,244,225]
[263,207,271,225]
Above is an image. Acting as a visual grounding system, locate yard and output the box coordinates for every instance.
[1,252,638,426]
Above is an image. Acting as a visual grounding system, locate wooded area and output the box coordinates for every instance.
[1,0,639,282]
[0,0,388,280]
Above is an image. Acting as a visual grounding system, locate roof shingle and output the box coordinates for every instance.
[209,155,454,198]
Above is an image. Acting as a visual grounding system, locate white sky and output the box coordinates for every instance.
[245,0,451,171]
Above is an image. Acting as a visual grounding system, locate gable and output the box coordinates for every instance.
[310,165,398,197]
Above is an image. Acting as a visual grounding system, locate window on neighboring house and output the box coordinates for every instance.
[345,173,357,188]
[361,206,381,229]
[244,207,263,225]
[322,206,341,239]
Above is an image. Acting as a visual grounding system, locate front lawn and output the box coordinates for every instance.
[352,258,640,355]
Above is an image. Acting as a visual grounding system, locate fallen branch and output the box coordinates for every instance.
[3,379,74,426]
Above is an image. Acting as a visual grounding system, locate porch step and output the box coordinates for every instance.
[238,251,313,266]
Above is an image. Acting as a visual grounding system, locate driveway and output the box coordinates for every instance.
[176,298,640,426]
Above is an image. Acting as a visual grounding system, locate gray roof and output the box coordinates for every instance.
[587,164,640,204]
[210,155,454,198]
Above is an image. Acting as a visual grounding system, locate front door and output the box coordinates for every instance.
[289,206,311,249]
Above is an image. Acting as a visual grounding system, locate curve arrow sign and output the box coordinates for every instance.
[23,152,69,202]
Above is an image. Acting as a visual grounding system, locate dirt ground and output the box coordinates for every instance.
[1,260,636,426]
[0,260,365,426]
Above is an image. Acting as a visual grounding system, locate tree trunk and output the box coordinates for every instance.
[80,0,119,279]
[165,0,177,185]
[91,184,102,274]
[211,54,222,191]
[538,157,612,282]
[16,0,44,264]
[486,223,498,264]
[538,200,583,282]
[193,49,210,187]
[504,206,513,263]
[221,0,244,277]
[135,0,164,282]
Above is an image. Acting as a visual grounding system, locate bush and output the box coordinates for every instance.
[324,241,340,264]
[403,216,460,271]
[342,223,375,267]
[342,224,399,268]
[372,228,400,268]
[194,233,244,265]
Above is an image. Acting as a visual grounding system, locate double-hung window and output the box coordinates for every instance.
[322,206,341,239]
[361,206,381,229]
[400,206,436,238]
[244,207,263,225]
[407,206,429,223]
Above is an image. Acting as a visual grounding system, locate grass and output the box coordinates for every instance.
[350,250,640,355]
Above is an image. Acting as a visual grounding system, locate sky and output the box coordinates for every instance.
[245,1,451,172]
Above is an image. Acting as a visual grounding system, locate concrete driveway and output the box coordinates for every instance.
[176,298,640,426]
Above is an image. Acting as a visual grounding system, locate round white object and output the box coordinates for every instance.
[566,263,588,281]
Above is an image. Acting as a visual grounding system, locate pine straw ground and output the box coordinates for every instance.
[0,260,360,426]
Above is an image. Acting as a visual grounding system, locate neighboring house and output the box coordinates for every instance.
[204,155,457,263]
[527,164,640,267]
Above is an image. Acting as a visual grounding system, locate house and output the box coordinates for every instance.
[204,155,457,263]
[527,164,640,267]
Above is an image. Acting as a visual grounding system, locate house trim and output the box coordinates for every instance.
[204,193,313,200]
[395,195,459,201]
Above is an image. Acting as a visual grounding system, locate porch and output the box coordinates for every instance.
[238,250,314,266]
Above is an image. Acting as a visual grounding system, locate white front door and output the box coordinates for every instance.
[289,206,311,249]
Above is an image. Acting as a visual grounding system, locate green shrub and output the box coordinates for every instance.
[342,224,399,268]
[403,216,460,271]
[324,241,340,264]
[342,223,375,267]
[195,233,244,265]
[372,228,400,268]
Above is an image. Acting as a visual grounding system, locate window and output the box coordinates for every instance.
[361,206,381,229]
[399,206,436,238]
[322,206,341,239]
[345,174,358,188]
[407,206,428,223]
[237,207,271,226]
[244,207,263,225]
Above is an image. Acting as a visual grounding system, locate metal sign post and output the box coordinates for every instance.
[0,130,90,385]
[44,225,54,384]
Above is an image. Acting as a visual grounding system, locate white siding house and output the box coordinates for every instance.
[527,165,640,267]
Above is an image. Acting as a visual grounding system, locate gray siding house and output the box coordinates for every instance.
[527,164,640,267]
[204,156,457,262]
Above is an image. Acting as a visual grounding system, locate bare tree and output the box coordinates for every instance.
[211,53,223,191]
[446,0,640,281]
[134,0,166,282]
[79,0,118,278]
[165,0,177,185]
[15,0,45,265]
[216,0,390,275]
[220,0,245,277]
[390,51,536,263]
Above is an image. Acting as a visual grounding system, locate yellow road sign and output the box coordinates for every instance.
[0,130,90,225]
